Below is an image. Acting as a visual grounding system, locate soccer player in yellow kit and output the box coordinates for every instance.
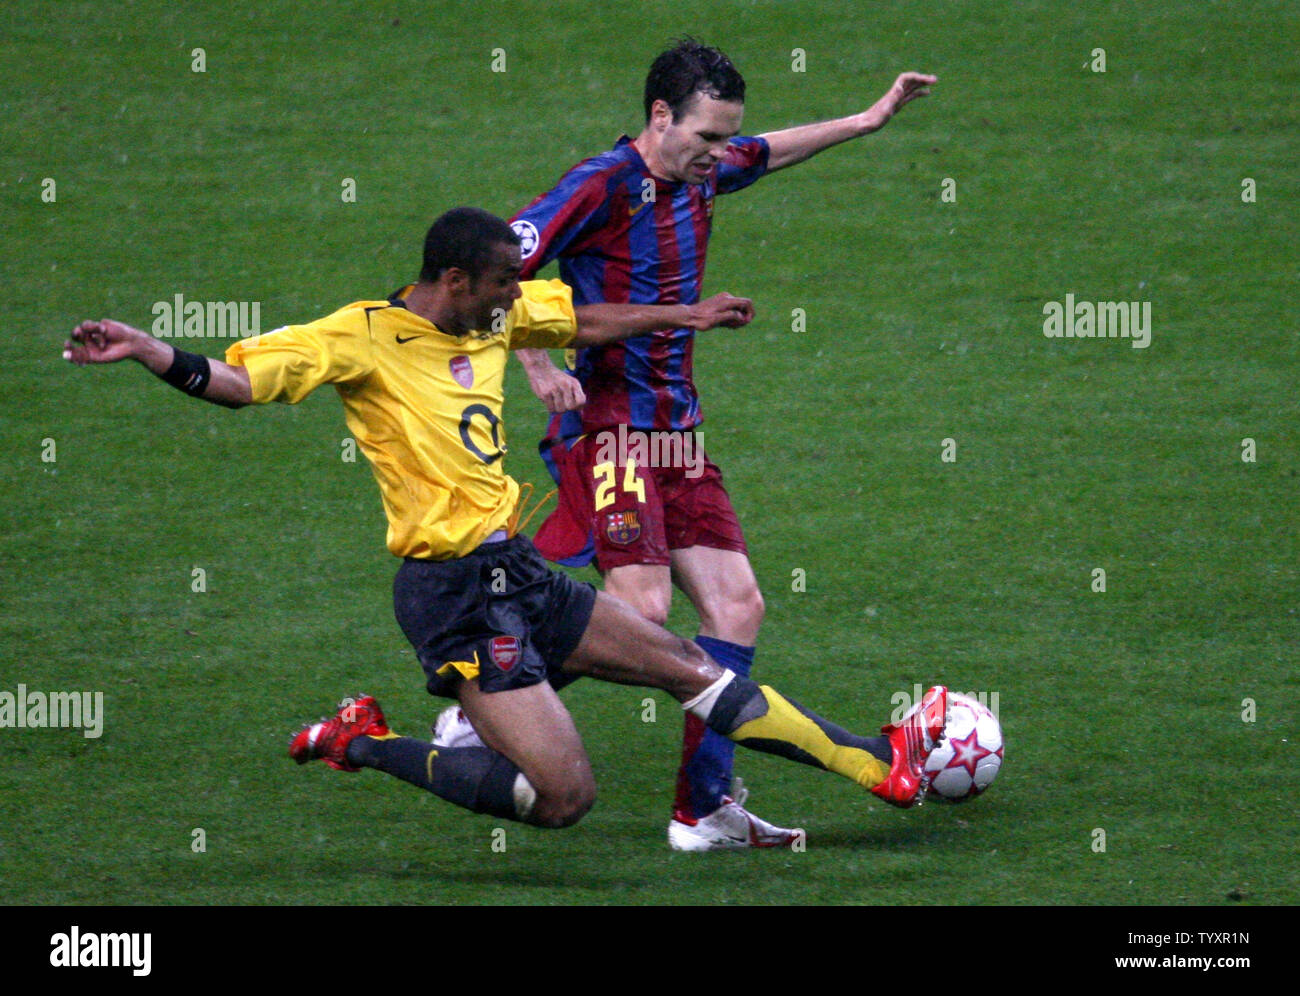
[63,208,947,832]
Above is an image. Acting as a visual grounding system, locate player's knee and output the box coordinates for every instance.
[533,782,596,828]
[744,585,766,629]
[698,582,765,637]
[640,600,670,628]
[614,588,671,627]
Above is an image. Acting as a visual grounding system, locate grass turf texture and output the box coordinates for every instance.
[2,0,1296,905]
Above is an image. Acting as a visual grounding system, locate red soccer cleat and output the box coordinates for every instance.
[289,694,390,772]
[870,685,949,808]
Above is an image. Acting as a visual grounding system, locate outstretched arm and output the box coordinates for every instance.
[63,319,253,407]
[572,293,754,347]
[760,71,937,172]
[517,294,754,410]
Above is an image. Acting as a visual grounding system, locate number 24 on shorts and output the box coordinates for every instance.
[593,460,646,510]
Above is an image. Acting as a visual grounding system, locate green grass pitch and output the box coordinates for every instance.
[2,0,1296,906]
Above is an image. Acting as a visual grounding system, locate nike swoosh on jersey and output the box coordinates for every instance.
[396,334,421,344]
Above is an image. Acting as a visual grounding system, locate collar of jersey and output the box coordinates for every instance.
[384,285,463,340]
[616,135,677,189]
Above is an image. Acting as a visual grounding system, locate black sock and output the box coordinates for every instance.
[346,735,528,821]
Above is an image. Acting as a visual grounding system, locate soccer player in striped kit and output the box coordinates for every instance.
[435,40,937,849]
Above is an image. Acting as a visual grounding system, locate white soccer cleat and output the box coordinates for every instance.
[431,704,486,749]
[668,793,805,852]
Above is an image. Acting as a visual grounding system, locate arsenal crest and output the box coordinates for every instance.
[489,635,521,671]
[450,355,474,388]
[604,509,641,546]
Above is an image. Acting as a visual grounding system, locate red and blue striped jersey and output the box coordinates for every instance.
[511,134,769,442]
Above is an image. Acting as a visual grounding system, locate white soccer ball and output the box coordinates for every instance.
[924,692,1004,802]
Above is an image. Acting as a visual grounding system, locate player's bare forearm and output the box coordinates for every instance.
[193,354,253,407]
[761,115,873,171]
[63,319,253,407]
[572,294,754,346]
[515,347,558,378]
[760,71,937,172]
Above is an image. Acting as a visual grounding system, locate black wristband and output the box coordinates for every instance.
[161,348,212,397]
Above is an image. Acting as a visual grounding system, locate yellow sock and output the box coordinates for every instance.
[730,685,890,789]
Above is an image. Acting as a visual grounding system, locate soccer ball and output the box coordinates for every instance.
[924,692,1004,802]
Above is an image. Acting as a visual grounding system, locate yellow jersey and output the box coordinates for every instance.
[225,279,576,559]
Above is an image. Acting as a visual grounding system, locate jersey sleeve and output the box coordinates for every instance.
[716,135,771,195]
[507,279,578,350]
[511,164,615,279]
[224,314,376,404]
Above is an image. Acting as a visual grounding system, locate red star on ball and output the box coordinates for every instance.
[943,727,996,778]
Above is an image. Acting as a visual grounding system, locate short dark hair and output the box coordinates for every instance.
[420,207,519,282]
[644,38,745,123]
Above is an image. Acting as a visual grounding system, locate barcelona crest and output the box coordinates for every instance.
[604,510,641,546]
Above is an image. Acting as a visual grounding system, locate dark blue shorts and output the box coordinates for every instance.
[393,534,597,699]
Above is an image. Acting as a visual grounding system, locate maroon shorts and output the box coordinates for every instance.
[532,430,748,571]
